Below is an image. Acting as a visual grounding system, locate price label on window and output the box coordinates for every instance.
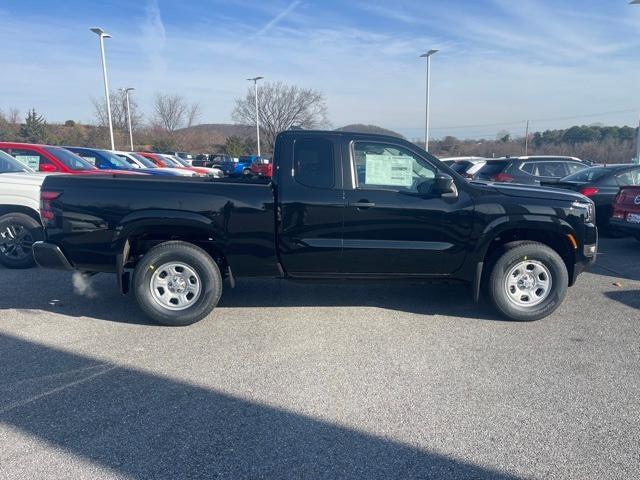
[14,155,40,170]
[364,154,413,187]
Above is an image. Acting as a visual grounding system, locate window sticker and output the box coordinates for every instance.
[364,154,413,187]
[14,155,40,169]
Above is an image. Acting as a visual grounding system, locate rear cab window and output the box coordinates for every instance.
[475,161,509,178]
[293,138,334,189]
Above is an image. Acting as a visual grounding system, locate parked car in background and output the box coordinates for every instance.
[137,152,221,178]
[250,157,273,178]
[440,156,486,165]
[65,147,155,175]
[220,155,263,177]
[611,185,640,241]
[193,154,232,168]
[113,151,197,177]
[0,142,134,175]
[166,152,193,165]
[0,150,45,268]
[473,156,590,185]
[445,158,487,179]
[167,154,223,178]
[542,164,640,233]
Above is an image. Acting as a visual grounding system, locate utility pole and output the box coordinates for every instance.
[420,49,439,151]
[120,87,136,151]
[524,120,530,156]
[90,28,115,150]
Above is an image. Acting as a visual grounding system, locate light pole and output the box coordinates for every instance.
[90,27,115,150]
[120,87,135,151]
[633,2,640,162]
[247,76,264,156]
[420,49,438,152]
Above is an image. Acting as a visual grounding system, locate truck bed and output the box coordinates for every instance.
[42,174,278,276]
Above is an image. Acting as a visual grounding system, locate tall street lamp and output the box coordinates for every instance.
[632,1,640,162]
[247,76,264,156]
[120,87,135,151]
[90,27,115,150]
[420,49,439,152]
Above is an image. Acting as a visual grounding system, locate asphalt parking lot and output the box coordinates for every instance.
[0,237,639,479]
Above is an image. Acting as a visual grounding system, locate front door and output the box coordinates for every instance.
[341,140,473,276]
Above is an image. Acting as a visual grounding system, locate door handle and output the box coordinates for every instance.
[349,201,376,208]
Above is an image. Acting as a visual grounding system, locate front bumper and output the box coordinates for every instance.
[33,242,73,270]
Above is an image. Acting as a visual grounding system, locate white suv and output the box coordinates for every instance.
[0,150,49,268]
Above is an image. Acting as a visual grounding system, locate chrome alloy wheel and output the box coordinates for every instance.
[0,224,34,260]
[504,260,552,308]
[150,262,202,311]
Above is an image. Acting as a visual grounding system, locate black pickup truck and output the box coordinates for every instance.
[34,130,598,326]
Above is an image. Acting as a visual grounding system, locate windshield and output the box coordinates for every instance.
[0,150,34,173]
[130,153,157,168]
[160,155,182,167]
[45,147,95,171]
[562,166,612,183]
[172,156,190,167]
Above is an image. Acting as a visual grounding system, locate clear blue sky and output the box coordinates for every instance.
[1,0,639,139]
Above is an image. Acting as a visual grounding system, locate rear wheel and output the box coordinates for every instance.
[133,241,222,326]
[0,213,41,269]
[487,241,568,321]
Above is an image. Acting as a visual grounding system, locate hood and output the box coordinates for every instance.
[0,172,49,186]
[478,182,589,203]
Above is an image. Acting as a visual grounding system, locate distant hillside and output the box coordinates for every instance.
[336,124,404,138]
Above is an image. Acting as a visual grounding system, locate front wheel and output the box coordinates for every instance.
[133,241,222,326]
[487,241,568,321]
[0,213,42,269]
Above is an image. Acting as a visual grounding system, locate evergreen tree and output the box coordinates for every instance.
[20,109,48,143]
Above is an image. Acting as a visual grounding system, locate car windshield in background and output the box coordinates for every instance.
[101,151,133,169]
[131,153,157,168]
[0,150,34,173]
[45,147,94,170]
[450,161,473,173]
[161,156,182,167]
[475,161,508,176]
[173,157,190,167]
[563,167,613,182]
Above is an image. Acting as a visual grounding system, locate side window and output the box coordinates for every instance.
[520,162,536,175]
[353,142,436,192]
[616,169,640,186]
[293,138,334,189]
[536,162,566,178]
[8,148,52,171]
[566,162,587,175]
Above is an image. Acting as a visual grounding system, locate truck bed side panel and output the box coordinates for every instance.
[43,176,278,276]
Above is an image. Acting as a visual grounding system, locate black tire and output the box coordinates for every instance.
[487,241,568,322]
[133,241,222,326]
[242,168,252,177]
[0,213,42,269]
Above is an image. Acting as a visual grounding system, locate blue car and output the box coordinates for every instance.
[219,155,262,177]
[65,147,180,177]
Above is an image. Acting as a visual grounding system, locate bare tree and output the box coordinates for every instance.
[92,90,143,132]
[232,81,329,151]
[153,93,189,133]
[187,102,202,128]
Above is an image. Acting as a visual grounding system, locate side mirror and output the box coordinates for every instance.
[39,163,57,173]
[434,173,456,195]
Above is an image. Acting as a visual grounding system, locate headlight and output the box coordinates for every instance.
[572,201,595,223]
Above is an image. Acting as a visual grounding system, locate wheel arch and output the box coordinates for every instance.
[0,205,42,224]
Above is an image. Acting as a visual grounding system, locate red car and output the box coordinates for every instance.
[0,142,134,175]
[250,157,273,178]
[137,152,214,177]
[611,185,640,241]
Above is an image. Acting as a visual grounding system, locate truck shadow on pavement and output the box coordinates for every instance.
[0,332,522,480]
[603,290,640,311]
[0,268,502,325]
